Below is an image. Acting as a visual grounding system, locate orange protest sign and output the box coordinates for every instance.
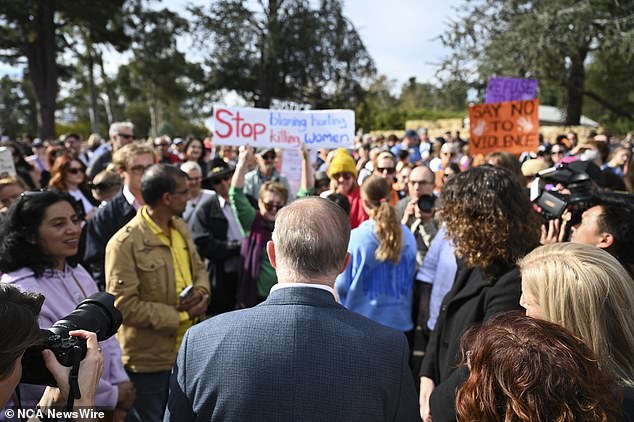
[469,99,539,155]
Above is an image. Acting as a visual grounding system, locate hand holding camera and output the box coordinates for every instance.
[37,330,103,411]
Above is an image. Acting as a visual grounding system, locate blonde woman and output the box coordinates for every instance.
[335,175,417,333]
[519,243,634,414]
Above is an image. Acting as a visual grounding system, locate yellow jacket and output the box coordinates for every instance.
[105,213,209,373]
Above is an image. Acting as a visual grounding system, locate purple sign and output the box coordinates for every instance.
[485,77,537,104]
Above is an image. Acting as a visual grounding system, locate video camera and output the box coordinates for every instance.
[530,160,634,224]
[20,292,122,386]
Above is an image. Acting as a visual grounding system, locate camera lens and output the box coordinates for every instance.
[49,292,122,341]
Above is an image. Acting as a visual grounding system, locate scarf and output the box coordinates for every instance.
[236,212,272,308]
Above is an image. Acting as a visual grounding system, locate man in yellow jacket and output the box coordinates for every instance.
[106,164,209,422]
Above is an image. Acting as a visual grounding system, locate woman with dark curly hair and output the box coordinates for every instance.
[455,311,621,421]
[419,165,541,421]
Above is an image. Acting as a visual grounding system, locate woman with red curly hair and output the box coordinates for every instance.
[48,153,100,221]
[456,311,621,421]
[419,165,542,421]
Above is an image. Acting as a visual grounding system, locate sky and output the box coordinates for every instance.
[1,0,465,92]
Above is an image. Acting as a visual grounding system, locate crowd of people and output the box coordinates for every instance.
[0,122,633,421]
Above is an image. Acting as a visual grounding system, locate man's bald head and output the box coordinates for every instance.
[408,165,435,199]
[271,197,350,283]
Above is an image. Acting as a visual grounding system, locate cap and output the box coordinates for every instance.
[173,138,184,145]
[315,170,329,182]
[404,129,419,140]
[256,147,276,157]
[205,158,234,183]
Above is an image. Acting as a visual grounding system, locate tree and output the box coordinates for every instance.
[119,7,204,137]
[0,0,129,139]
[437,0,634,125]
[0,76,38,138]
[190,0,375,108]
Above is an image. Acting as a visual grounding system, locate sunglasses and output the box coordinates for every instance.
[154,143,170,148]
[263,201,284,211]
[262,154,276,161]
[67,167,84,175]
[118,133,134,140]
[551,150,564,155]
[332,172,353,180]
[377,167,395,174]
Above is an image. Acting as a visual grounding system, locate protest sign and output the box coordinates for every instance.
[485,77,537,104]
[469,99,540,156]
[212,106,354,149]
[0,147,16,178]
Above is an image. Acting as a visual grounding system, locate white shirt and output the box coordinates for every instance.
[270,282,335,298]
[218,194,244,273]
[67,188,94,216]
[122,184,142,211]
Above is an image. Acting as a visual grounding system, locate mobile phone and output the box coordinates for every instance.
[180,285,194,301]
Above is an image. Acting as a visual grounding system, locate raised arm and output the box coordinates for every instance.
[298,145,314,195]
[231,145,254,189]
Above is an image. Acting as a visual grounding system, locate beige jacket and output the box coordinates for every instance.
[105,213,209,373]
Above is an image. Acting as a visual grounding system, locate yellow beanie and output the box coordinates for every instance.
[328,148,357,178]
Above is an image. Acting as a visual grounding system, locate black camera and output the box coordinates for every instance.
[20,292,122,386]
[417,194,436,214]
[530,160,634,224]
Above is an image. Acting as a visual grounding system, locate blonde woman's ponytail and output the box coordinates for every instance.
[361,176,403,263]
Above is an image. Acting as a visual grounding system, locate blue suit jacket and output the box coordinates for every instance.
[165,286,420,421]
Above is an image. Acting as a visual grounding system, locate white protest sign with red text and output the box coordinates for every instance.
[212,105,354,149]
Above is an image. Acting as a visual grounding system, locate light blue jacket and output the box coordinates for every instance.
[336,220,417,331]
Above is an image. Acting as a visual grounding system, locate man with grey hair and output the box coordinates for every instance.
[87,121,135,179]
[165,197,420,421]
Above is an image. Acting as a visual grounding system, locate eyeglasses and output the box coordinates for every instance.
[263,201,284,211]
[377,167,395,174]
[67,167,84,175]
[172,188,189,196]
[410,179,434,186]
[127,164,153,175]
[332,172,353,180]
[118,133,134,140]
[441,152,455,157]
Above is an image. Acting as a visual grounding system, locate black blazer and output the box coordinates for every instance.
[189,192,240,266]
[420,264,523,421]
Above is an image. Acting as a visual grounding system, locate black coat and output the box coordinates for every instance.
[83,191,136,290]
[420,264,523,422]
[189,192,241,269]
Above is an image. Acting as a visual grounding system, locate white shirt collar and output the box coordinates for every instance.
[270,282,335,298]
[122,184,142,211]
[218,194,227,208]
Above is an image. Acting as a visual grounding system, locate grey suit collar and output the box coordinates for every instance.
[261,286,339,308]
